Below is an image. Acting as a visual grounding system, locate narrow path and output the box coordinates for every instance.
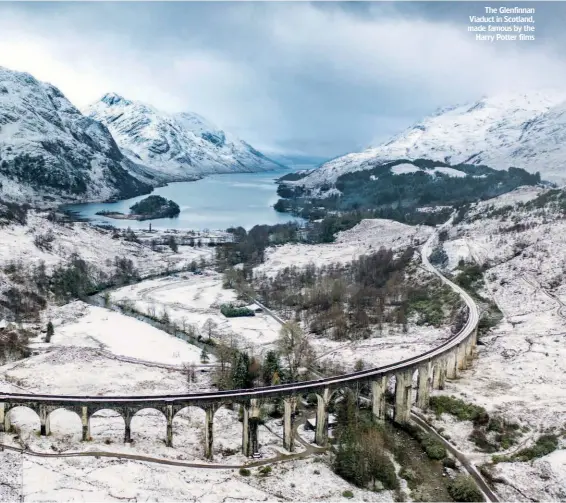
[0,435,322,471]
[254,216,498,502]
[410,412,499,503]
[2,216,493,497]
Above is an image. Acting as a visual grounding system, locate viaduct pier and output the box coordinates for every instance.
[0,223,479,460]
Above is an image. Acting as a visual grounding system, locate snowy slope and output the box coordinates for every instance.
[85,93,284,181]
[0,67,152,205]
[300,91,566,187]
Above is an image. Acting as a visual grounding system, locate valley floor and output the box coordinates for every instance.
[1,197,566,501]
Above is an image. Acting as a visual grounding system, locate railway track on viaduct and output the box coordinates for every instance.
[0,218,483,487]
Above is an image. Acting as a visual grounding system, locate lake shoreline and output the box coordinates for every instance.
[94,211,156,222]
[61,169,306,231]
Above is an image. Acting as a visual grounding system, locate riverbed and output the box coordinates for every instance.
[63,169,304,231]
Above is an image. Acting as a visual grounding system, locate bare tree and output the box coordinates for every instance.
[180,316,188,333]
[183,362,196,384]
[277,321,314,381]
[216,340,235,373]
[202,318,218,341]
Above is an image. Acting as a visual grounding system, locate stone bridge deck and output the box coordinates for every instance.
[0,217,479,459]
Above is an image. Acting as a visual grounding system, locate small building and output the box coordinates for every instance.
[306,414,337,430]
[244,304,263,313]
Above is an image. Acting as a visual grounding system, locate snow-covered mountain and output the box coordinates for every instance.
[85,94,284,181]
[300,91,566,188]
[0,67,152,205]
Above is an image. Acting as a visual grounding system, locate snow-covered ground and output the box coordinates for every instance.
[312,323,450,373]
[391,163,421,175]
[426,186,566,501]
[0,450,395,503]
[390,164,467,178]
[42,301,213,366]
[255,218,431,276]
[110,273,283,354]
[1,211,211,274]
[106,261,449,374]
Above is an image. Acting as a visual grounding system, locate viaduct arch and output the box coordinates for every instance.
[0,224,479,460]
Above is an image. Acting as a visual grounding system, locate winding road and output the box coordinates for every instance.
[1,217,497,500]
[0,222,478,406]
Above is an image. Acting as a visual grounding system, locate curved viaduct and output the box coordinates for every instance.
[0,224,479,460]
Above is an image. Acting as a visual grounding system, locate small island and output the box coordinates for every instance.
[96,195,181,221]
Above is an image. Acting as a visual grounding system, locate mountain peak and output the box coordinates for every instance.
[85,96,283,179]
[0,69,151,204]
[100,92,131,106]
[299,90,566,187]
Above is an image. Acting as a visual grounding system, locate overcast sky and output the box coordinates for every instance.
[1,2,565,158]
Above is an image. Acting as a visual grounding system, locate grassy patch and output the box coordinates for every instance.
[513,434,558,461]
[429,396,488,423]
[448,475,485,502]
[407,283,462,327]
[399,422,447,461]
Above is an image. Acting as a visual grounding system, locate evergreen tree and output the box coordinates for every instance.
[168,236,178,253]
[46,321,54,343]
[262,350,282,386]
[200,346,210,363]
[231,352,252,389]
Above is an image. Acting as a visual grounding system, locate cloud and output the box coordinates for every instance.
[0,2,564,157]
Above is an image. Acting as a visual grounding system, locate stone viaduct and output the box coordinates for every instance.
[0,226,479,460]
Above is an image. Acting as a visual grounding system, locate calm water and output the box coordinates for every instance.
[63,169,304,231]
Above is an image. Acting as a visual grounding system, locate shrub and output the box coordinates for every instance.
[420,433,447,460]
[454,263,484,291]
[45,321,54,343]
[220,304,255,318]
[469,428,497,453]
[514,434,558,461]
[167,235,179,253]
[342,490,354,499]
[429,396,488,424]
[33,230,55,251]
[239,468,251,476]
[399,467,420,490]
[442,457,457,469]
[258,466,272,477]
[448,475,485,502]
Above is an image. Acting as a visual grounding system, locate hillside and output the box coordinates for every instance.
[85,93,284,182]
[423,185,566,501]
[298,91,566,188]
[0,67,153,205]
[275,159,540,228]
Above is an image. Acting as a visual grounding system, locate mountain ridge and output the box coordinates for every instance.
[298,91,566,188]
[0,67,153,205]
[84,94,285,182]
